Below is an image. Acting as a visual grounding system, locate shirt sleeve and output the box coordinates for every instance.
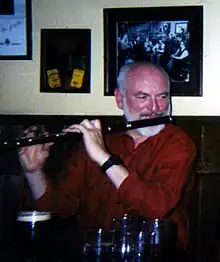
[35,142,88,217]
[117,133,197,218]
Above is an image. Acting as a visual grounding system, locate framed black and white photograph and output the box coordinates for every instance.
[104,6,203,96]
[40,29,91,94]
[0,0,32,60]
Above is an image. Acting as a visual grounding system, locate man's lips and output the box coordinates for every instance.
[139,113,165,119]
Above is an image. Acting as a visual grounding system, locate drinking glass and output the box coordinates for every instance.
[83,228,117,262]
[15,210,56,262]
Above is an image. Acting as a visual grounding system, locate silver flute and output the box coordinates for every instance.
[1,115,172,148]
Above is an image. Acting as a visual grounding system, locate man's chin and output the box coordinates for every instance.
[137,124,165,137]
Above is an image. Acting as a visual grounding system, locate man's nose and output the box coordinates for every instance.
[151,98,159,112]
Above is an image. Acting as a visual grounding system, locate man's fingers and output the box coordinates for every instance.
[23,126,37,136]
[62,119,101,135]
[63,124,84,133]
[19,147,28,155]
[91,119,101,131]
[43,142,54,151]
[81,119,94,129]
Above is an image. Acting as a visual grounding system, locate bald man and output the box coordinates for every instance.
[20,62,197,252]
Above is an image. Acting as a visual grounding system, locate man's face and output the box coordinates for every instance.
[122,67,170,121]
[121,66,170,137]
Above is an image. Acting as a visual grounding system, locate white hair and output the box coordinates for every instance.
[116,61,171,96]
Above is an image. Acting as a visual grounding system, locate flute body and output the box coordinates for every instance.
[1,116,172,148]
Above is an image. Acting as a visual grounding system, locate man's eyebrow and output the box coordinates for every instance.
[134,91,169,96]
[157,91,169,96]
[134,91,149,96]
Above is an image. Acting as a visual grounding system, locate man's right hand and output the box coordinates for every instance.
[19,126,53,173]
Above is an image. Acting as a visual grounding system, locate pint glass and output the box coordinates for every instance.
[15,211,54,262]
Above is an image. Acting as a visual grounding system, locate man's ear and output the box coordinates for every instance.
[114,88,123,109]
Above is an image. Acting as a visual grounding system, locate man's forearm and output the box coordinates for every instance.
[106,165,129,189]
[24,169,47,199]
[97,154,129,189]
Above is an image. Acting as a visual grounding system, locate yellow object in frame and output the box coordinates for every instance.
[46,69,62,88]
[70,69,85,88]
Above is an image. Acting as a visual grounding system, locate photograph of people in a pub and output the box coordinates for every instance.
[117,20,190,83]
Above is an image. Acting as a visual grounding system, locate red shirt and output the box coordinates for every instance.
[35,124,197,247]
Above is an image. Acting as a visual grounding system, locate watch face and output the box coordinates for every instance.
[0,0,31,59]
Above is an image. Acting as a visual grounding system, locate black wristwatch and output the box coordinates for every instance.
[101,155,123,173]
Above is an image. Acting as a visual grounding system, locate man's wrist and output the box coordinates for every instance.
[97,152,110,166]
[25,169,43,178]
[100,155,123,173]
[25,169,47,200]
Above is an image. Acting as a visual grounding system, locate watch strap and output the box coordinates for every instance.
[101,155,123,173]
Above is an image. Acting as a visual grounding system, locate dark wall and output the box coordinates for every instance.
[1,114,220,262]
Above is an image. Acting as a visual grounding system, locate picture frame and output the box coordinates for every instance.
[104,6,203,96]
[175,22,188,34]
[0,0,32,60]
[40,29,91,94]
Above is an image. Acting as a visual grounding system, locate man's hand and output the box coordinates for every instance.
[63,119,110,166]
[19,126,53,173]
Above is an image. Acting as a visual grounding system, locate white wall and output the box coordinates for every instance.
[0,0,218,116]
